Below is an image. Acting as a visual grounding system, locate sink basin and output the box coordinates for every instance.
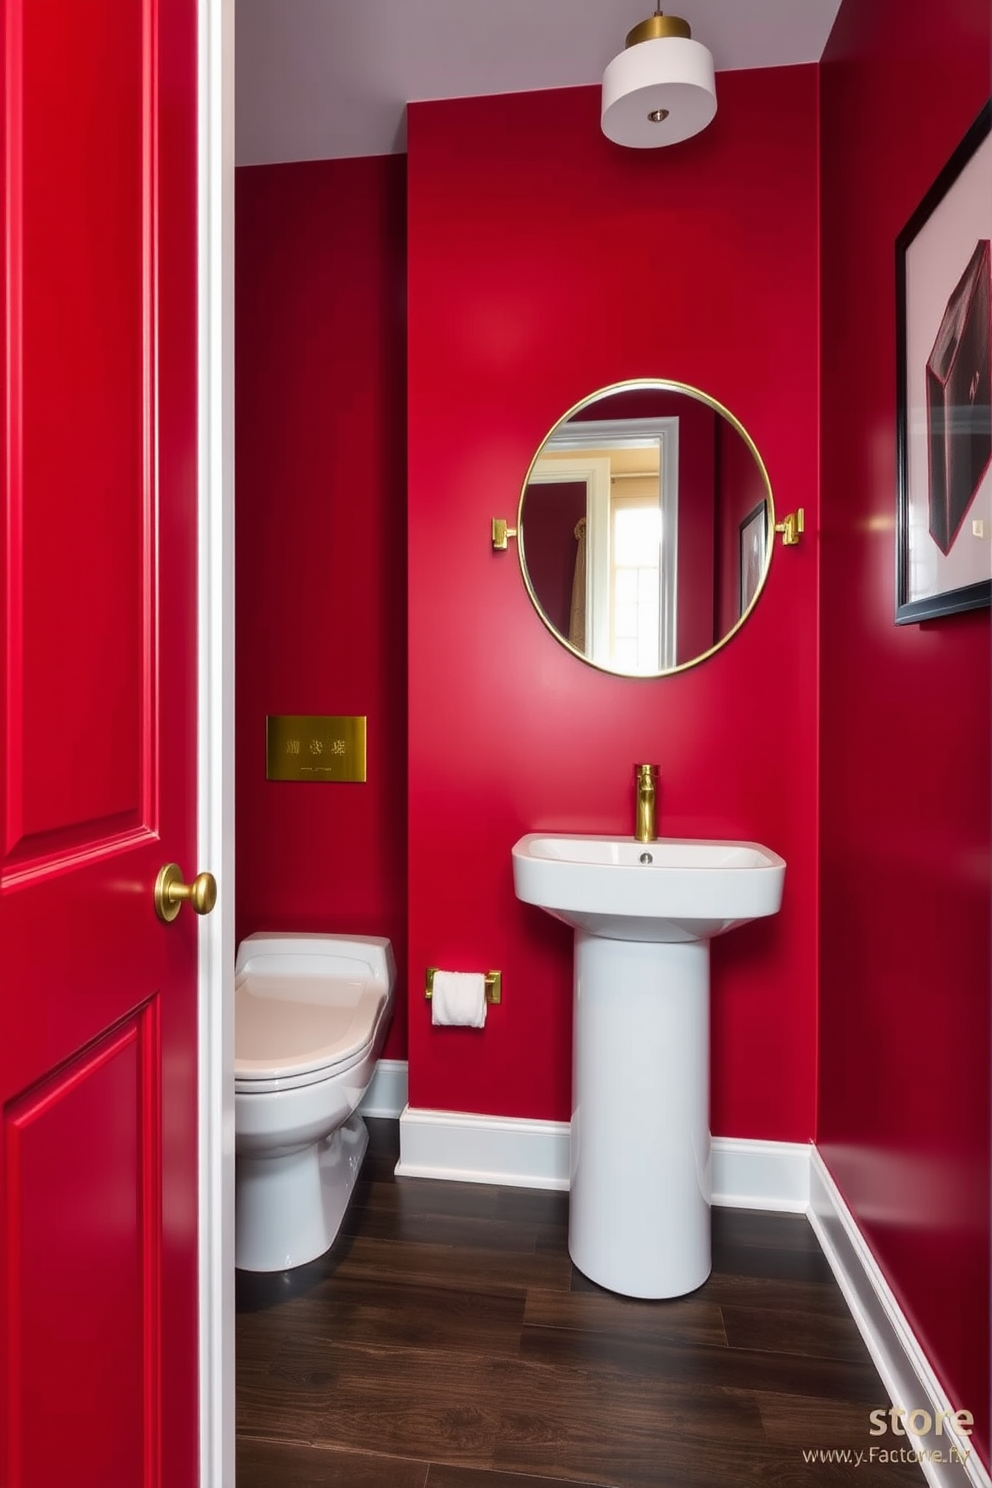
[512,833,786,943]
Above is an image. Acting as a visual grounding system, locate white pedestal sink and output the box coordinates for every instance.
[512,833,785,1299]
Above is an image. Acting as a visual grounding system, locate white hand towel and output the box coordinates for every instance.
[431,970,487,1028]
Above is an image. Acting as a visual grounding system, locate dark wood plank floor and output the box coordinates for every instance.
[236,1119,924,1486]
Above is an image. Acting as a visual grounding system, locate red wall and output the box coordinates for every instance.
[521,480,587,639]
[819,0,990,1461]
[234,157,409,1059]
[672,398,717,666]
[717,417,770,638]
[406,70,820,1133]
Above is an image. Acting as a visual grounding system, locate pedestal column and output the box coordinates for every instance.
[568,931,711,1298]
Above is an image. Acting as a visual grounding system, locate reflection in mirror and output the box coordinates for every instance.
[517,382,773,677]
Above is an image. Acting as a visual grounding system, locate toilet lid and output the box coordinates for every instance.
[235,971,388,1082]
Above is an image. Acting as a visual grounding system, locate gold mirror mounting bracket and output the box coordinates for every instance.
[774,508,804,546]
[491,518,518,551]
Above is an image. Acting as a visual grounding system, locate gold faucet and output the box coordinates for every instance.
[634,763,659,843]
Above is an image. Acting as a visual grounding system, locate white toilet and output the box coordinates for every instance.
[234,931,395,1272]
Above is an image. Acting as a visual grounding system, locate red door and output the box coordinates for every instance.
[1,3,203,1484]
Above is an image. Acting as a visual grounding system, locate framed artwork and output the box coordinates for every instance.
[895,100,992,623]
[738,501,766,618]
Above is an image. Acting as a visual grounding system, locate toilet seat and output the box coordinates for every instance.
[235,969,388,1090]
[233,931,395,1271]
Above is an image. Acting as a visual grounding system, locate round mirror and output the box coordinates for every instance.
[517,381,775,677]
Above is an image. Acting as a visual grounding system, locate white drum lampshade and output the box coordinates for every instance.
[602,12,717,148]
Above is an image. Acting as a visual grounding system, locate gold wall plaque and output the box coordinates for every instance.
[266,716,367,783]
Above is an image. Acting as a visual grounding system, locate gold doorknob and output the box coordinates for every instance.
[154,863,217,924]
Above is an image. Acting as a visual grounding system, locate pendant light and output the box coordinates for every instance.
[601,8,717,148]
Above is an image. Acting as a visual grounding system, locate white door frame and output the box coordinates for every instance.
[526,455,612,662]
[197,3,235,1484]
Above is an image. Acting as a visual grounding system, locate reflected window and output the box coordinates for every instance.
[611,499,662,672]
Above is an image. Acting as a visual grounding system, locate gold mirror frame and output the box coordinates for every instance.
[515,379,776,678]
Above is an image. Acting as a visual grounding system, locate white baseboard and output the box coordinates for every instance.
[396,1103,809,1209]
[809,1149,989,1488]
[711,1136,810,1212]
[396,1104,570,1188]
[359,1058,408,1119]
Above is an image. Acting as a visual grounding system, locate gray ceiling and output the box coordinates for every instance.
[236,0,844,165]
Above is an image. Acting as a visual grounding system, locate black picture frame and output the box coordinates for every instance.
[895,99,992,623]
[738,501,766,618]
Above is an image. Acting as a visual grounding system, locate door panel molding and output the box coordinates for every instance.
[2,0,160,871]
[2,823,161,886]
[3,1002,162,1486]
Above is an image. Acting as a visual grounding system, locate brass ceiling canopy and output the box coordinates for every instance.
[624,13,692,48]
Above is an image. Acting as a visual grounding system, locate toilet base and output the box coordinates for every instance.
[235,1113,369,1272]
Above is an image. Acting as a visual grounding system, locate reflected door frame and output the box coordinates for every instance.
[542,417,679,671]
[527,455,611,662]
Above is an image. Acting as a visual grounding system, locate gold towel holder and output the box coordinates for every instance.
[425,968,502,1005]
